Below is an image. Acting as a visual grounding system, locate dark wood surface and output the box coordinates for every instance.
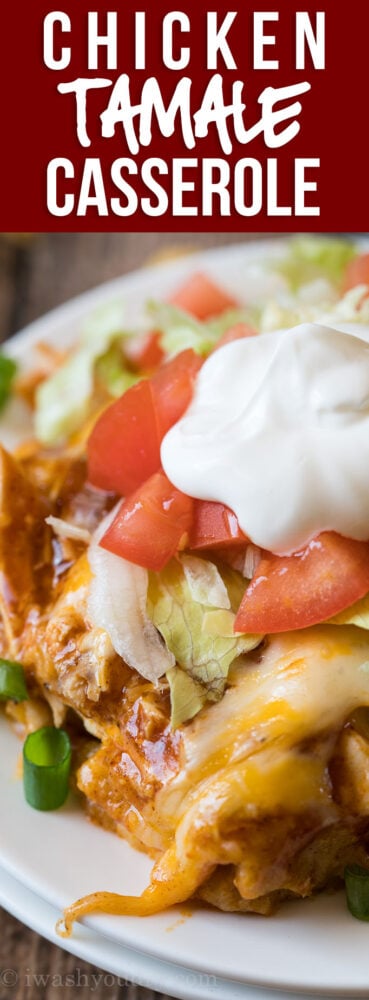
[0,232,273,344]
[0,231,272,1000]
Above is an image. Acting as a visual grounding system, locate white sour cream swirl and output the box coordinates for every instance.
[161,321,369,555]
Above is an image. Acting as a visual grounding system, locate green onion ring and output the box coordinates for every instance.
[0,658,28,702]
[345,864,369,920]
[23,726,71,811]
[0,354,17,412]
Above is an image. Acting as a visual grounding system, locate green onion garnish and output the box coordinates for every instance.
[0,355,17,412]
[0,658,28,702]
[345,864,369,920]
[23,726,71,811]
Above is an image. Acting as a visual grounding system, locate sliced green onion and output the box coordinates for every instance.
[345,864,369,920]
[0,355,17,411]
[23,726,71,811]
[0,658,28,702]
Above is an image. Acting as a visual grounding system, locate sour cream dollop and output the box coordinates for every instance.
[161,322,369,555]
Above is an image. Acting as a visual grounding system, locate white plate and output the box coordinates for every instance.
[1,863,336,1000]
[1,238,369,998]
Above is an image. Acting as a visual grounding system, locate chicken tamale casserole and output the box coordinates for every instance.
[3,240,369,933]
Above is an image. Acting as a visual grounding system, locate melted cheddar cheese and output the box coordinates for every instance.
[60,625,369,933]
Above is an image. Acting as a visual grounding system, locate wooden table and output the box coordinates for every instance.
[0,231,271,1000]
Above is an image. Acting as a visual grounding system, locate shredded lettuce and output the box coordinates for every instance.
[95,345,140,398]
[87,510,175,684]
[34,301,129,445]
[45,515,91,544]
[277,237,356,291]
[148,301,254,357]
[319,286,369,328]
[147,558,262,726]
[207,308,257,339]
[148,302,217,356]
[329,593,369,630]
[214,561,249,610]
[258,278,369,337]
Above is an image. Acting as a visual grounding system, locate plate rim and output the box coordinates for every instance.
[1,863,284,1000]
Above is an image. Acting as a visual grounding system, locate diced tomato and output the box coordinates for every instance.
[87,380,160,496]
[100,471,194,570]
[343,253,369,292]
[169,272,238,320]
[124,331,165,371]
[190,500,248,550]
[151,349,202,436]
[213,322,257,352]
[88,349,201,496]
[234,532,369,634]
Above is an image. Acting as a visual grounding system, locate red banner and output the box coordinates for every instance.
[1,1,367,231]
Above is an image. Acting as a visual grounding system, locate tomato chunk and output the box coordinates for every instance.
[87,380,160,496]
[213,322,257,352]
[124,331,165,371]
[169,272,238,320]
[190,500,247,550]
[100,471,194,570]
[343,253,369,292]
[88,349,201,496]
[151,348,202,436]
[234,532,369,634]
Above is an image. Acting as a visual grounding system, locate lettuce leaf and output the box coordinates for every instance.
[148,302,254,357]
[35,301,128,445]
[147,558,262,726]
[180,553,230,608]
[166,667,207,728]
[214,560,250,611]
[277,237,355,291]
[95,345,140,398]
